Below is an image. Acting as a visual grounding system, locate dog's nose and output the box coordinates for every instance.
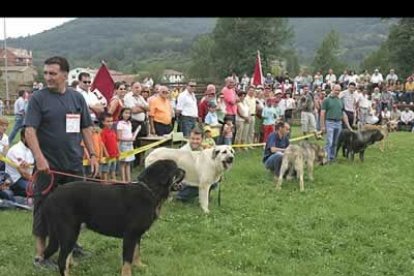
[227,157,233,163]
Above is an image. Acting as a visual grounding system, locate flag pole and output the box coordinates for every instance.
[3,18,9,110]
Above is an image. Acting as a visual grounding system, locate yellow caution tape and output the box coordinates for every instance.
[231,131,322,148]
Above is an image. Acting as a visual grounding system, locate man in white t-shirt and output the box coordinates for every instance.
[339,82,360,127]
[3,128,34,201]
[124,81,149,167]
[77,72,105,122]
[398,107,414,131]
[177,81,199,138]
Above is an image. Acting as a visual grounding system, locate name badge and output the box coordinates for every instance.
[66,114,81,133]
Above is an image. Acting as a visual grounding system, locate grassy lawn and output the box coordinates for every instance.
[1,124,414,276]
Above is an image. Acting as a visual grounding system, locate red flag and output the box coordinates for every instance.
[253,50,263,86]
[90,63,114,104]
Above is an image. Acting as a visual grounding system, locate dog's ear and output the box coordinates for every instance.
[212,148,220,159]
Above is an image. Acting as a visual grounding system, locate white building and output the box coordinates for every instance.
[162,69,184,83]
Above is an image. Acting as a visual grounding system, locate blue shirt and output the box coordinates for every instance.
[263,131,290,163]
[262,106,276,125]
[205,112,218,125]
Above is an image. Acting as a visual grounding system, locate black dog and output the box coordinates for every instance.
[336,129,384,162]
[42,160,185,276]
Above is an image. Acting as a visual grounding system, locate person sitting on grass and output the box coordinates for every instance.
[263,122,291,178]
[176,128,218,202]
[1,128,33,207]
[0,116,10,172]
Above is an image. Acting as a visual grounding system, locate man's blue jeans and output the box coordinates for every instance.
[180,116,197,138]
[0,177,28,202]
[9,115,24,144]
[325,120,342,161]
[264,152,283,176]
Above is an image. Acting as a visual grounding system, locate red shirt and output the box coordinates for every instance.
[100,128,120,158]
[198,97,209,121]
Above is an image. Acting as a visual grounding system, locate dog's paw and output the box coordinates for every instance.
[134,262,148,269]
[202,208,210,214]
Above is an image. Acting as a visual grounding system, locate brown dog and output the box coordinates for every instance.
[363,123,391,151]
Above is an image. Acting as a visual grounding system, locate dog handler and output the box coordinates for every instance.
[320,84,352,163]
[262,122,291,178]
[25,56,99,269]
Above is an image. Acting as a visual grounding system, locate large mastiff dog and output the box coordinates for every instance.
[145,145,235,214]
[42,160,185,276]
[336,129,384,162]
[276,141,328,191]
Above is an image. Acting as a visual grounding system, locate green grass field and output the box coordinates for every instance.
[1,124,414,276]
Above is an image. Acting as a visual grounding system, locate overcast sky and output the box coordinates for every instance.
[0,18,75,39]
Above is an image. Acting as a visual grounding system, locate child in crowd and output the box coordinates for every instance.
[204,101,221,144]
[202,128,216,149]
[92,121,106,179]
[117,108,135,182]
[100,112,120,181]
[262,99,277,142]
[0,116,9,172]
[222,119,234,146]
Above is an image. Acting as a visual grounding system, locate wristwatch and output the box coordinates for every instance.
[90,153,97,158]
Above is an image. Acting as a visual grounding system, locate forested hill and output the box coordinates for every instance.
[4,17,393,71]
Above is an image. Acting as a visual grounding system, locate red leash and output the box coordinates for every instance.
[26,169,132,199]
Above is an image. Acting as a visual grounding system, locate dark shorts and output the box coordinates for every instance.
[154,121,173,136]
[32,170,84,238]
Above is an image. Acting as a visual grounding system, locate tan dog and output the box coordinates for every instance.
[363,123,391,151]
[145,145,235,214]
[276,141,328,192]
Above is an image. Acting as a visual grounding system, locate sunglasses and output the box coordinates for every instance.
[189,85,196,87]
[119,88,126,90]
[83,81,91,84]
[142,90,149,93]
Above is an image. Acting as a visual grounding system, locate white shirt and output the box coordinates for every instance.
[14,97,26,115]
[77,87,101,121]
[370,73,383,84]
[236,100,249,122]
[381,110,391,120]
[401,110,414,123]
[117,120,133,140]
[385,74,398,82]
[325,74,337,86]
[286,98,296,109]
[358,93,370,109]
[348,75,359,84]
[5,141,34,183]
[176,90,198,117]
[278,99,287,116]
[339,90,359,112]
[124,92,149,122]
[0,133,9,155]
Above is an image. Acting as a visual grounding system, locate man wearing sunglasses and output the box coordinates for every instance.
[77,72,105,122]
[176,82,199,138]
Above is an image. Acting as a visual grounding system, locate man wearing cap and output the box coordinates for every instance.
[198,84,216,128]
[177,81,199,138]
